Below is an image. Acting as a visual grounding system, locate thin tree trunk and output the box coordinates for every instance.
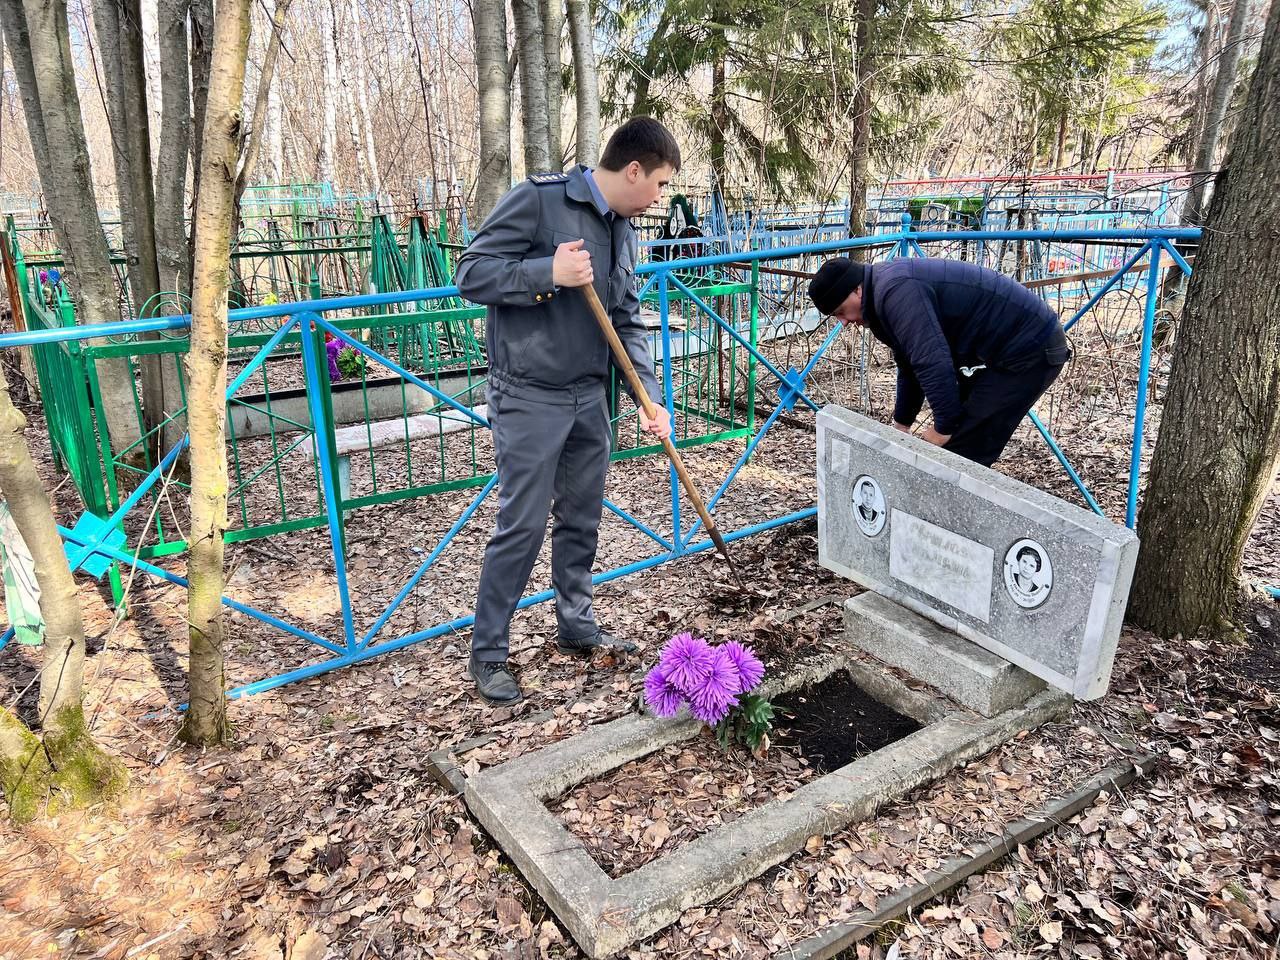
[513,0,551,173]
[11,0,142,457]
[566,0,599,164]
[180,0,252,748]
[1052,114,1067,170]
[1130,0,1280,639]
[542,0,563,168]
[1186,0,1217,165]
[93,0,165,441]
[187,0,213,295]
[188,0,212,174]
[235,0,294,203]
[1183,0,1253,225]
[473,0,511,221]
[430,0,457,187]
[348,0,381,196]
[155,0,191,454]
[710,49,728,201]
[319,0,338,183]
[0,360,125,823]
[155,0,190,295]
[847,0,872,246]
[397,0,440,198]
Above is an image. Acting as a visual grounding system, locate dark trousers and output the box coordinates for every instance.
[944,327,1071,467]
[470,385,612,663]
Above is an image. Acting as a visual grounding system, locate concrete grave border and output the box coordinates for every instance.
[464,640,1072,958]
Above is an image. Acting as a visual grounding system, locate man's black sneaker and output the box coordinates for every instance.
[468,660,522,704]
[556,630,638,658]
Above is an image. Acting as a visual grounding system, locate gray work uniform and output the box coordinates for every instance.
[455,165,662,662]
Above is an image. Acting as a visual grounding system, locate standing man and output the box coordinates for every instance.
[808,257,1071,466]
[454,118,679,705]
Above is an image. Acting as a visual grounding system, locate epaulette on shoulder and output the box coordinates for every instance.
[528,172,569,185]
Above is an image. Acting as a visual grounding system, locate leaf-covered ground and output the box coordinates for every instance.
[1,317,1277,960]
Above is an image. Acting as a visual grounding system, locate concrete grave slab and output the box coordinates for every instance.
[843,592,1046,717]
[464,637,1071,958]
[817,405,1139,700]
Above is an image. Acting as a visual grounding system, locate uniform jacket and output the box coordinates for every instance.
[454,165,662,405]
[862,258,1060,433]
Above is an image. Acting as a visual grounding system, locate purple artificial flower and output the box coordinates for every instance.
[720,640,764,693]
[38,270,47,284]
[688,646,741,724]
[659,632,713,694]
[643,662,685,718]
[325,338,342,380]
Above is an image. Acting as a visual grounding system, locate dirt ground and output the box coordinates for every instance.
[1,316,1277,960]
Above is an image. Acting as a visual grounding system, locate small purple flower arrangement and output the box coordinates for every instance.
[644,633,775,753]
[322,336,366,382]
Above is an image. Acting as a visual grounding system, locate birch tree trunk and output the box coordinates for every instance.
[1183,0,1253,225]
[7,0,143,457]
[1130,0,1280,638]
[473,0,511,220]
[348,0,381,196]
[0,359,126,823]
[513,0,551,173]
[180,0,253,747]
[542,0,563,168]
[566,0,599,164]
[319,0,339,183]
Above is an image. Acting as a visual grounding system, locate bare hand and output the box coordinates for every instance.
[552,239,593,287]
[920,424,952,446]
[640,404,672,440]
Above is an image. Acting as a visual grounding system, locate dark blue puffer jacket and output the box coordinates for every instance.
[862,258,1060,434]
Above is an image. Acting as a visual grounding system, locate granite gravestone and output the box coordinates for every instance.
[817,405,1138,701]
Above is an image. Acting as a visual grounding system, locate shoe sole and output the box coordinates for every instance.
[467,668,523,705]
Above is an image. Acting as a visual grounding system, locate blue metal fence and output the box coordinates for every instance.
[6,222,1270,698]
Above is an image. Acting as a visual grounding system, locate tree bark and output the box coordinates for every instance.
[319,0,339,183]
[235,0,294,204]
[1129,0,1280,639]
[0,360,125,823]
[347,0,381,195]
[1183,0,1253,225]
[180,0,252,747]
[473,0,511,221]
[155,0,190,296]
[847,0,873,246]
[10,0,142,456]
[542,0,564,167]
[566,0,599,164]
[710,49,728,202]
[513,0,551,173]
[186,0,213,297]
[93,0,164,440]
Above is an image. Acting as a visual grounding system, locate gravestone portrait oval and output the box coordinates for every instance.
[851,475,887,537]
[1003,539,1053,609]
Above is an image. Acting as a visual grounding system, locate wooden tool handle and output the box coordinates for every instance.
[581,284,660,421]
[578,284,735,573]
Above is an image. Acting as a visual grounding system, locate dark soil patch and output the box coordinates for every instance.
[1232,594,1280,694]
[773,670,922,773]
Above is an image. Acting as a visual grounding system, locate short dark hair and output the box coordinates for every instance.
[1016,546,1042,571]
[599,117,682,174]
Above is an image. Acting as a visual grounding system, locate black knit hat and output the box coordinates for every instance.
[808,258,866,315]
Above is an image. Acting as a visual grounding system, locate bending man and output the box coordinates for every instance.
[809,257,1071,466]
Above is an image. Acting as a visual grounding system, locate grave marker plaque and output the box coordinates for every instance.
[818,405,1138,700]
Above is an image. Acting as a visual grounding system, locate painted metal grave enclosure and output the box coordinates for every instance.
[0,220,1221,696]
